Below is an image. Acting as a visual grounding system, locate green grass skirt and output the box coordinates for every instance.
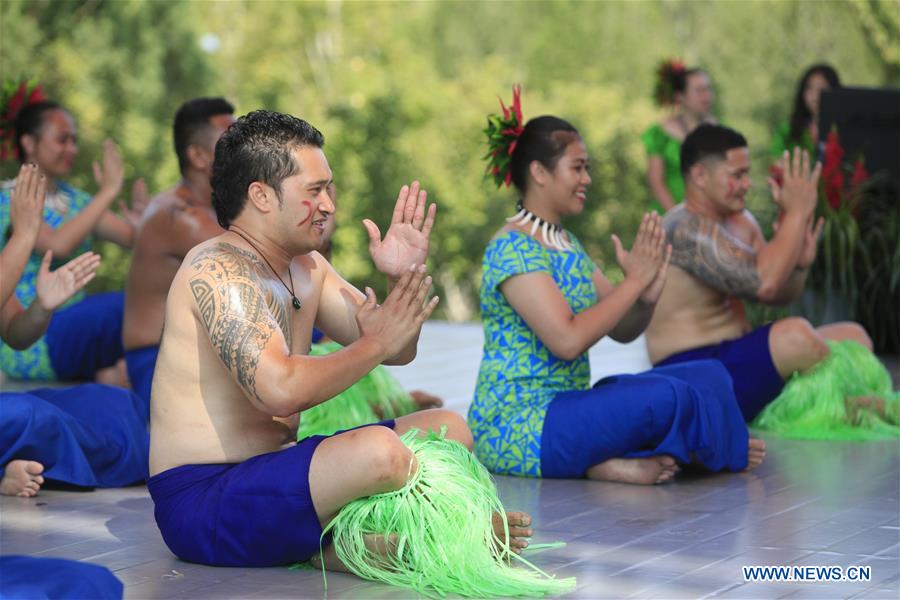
[751,340,900,440]
[322,428,576,598]
[297,342,416,439]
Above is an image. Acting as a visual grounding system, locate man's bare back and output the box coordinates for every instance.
[122,186,223,350]
[149,235,324,475]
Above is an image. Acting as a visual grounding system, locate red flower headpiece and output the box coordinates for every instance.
[483,85,524,188]
[653,58,686,107]
[0,78,47,161]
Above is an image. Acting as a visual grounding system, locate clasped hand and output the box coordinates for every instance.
[768,147,822,216]
[355,263,439,359]
[8,163,46,241]
[612,212,672,304]
[92,139,125,198]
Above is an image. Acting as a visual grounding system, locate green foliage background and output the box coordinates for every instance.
[2,0,898,321]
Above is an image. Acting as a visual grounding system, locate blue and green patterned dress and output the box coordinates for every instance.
[470,231,596,476]
[470,229,750,478]
[0,180,124,381]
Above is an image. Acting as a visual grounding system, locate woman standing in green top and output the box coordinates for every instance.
[771,64,842,162]
[641,60,715,213]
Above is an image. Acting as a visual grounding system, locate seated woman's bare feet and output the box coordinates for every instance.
[587,455,678,485]
[492,511,532,554]
[746,438,766,471]
[410,390,444,410]
[0,460,45,497]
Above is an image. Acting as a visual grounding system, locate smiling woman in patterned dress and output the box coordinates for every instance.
[469,88,765,484]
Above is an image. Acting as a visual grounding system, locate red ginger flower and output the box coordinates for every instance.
[850,159,868,187]
[816,127,870,213]
[824,170,845,210]
[821,129,846,209]
[822,130,843,176]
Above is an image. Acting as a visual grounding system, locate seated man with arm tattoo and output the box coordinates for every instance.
[645,124,872,422]
[147,110,532,570]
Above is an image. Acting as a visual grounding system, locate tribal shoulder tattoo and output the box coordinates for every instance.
[664,206,760,299]
[189,243,293,402]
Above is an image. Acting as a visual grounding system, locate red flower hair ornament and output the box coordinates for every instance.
[483,85,524,188]
[0,78,47,161]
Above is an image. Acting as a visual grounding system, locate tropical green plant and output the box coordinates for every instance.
[2,0,896,322]
[800,128,900,352]
[853,175,900,352]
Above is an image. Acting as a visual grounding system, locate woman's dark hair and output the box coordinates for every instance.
[789,64,841,145]
[211,110,325,228]
[14,100,64,163]
[508,116,580,193]
[654,62,705,106]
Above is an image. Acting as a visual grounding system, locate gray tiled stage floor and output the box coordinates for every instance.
[1,439,897,599]
[1,323,899,599]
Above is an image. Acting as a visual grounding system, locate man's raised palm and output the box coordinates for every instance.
[364,181,437,280]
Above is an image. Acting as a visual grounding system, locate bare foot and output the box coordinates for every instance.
[746,438,766,471]
[0,460,45,497]
[312,511,532,573]
[587,455,678,485]
[311,532,399,573]
[492,510,532,555]
[409,390,444,411]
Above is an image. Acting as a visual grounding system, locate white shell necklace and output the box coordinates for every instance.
[506,202,572,251]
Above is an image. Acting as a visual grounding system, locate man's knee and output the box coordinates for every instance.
[358,426,416,491]
[818,321,873,351]
[847,323,874,351]
[771,317,829,371]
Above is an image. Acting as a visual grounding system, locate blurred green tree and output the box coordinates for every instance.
[1,0,893,322]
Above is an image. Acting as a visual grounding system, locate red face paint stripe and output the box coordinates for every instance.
[296,201,313,226]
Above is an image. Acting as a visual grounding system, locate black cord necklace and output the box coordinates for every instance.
[230,228,302,310]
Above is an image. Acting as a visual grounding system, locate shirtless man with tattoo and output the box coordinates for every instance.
[646,124,871,421]
[146,110,531,569]
[123,98,233,412]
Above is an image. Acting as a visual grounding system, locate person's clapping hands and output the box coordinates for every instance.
[612,212,671,301]
[35,250,101,312]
